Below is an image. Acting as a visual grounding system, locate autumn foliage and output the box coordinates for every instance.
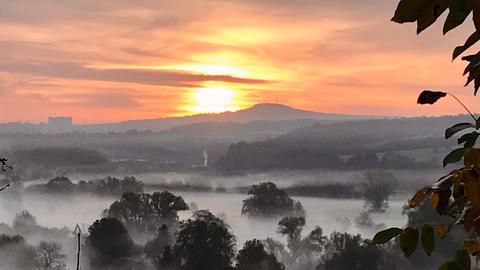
[373,0,480,269]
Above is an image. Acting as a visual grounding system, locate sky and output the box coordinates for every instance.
[1,0,479,123]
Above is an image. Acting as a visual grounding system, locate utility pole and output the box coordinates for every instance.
[73,224,81,270]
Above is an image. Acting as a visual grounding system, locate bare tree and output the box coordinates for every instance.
[34,241,66,270]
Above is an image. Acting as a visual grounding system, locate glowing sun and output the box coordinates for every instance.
[193,87,237,113]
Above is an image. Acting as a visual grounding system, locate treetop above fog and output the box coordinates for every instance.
[174,209,236,270]
[106,190,189,233]
[241,182,305,218]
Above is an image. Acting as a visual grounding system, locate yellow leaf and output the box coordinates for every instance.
[465,240,480,255]
[465,240,474,251]
[437,224,447,239]
[409,187,431,208]
[431,192,440,209]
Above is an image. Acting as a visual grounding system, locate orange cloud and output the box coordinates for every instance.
[0,0,477,123]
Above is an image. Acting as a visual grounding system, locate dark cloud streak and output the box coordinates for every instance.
[0,60,269,87]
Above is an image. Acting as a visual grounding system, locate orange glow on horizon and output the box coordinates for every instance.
[0,1,478,123]
[187,87,239,114]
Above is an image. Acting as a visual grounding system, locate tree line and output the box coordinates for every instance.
[0,178,444,270]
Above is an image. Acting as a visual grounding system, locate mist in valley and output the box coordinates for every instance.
[4,0,480,267]
[0,106,464,270]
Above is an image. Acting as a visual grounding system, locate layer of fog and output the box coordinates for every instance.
[0,190,407,247]
[52,168,446,193]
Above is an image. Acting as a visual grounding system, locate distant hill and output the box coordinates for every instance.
[0,103,375,133]
[158,119,322,142]
[79,103,373,132]
[214,115,470,170]
[200,103,371,122]
[0,113,474,171]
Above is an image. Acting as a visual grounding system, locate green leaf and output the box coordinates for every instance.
[438,262,448,270]
[416,0,449,34]
[463,52,480,68]
[372,227,403,244]
[436,189,452,215]
[458,132,479,148]
[445,123,474,139]
[444,0,472,35]
[421,224,435,255]
[417,90,447,104]
[447,195,467,214]
[453,32,480,60]
[438,261,461,270]
[453,249,471,270]
[392,0,436,23]
[443,148,469,167]
[391,0,449,34]
[462,53,480,94]
[400,227,419,257]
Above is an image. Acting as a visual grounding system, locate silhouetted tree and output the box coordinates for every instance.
[13,210,37,230]
[320,233,387,270]
[236,239,284,270]
[262,238,289,265]
[33,241,66,270]
[277,216,305,261]
[174,210,235,270]
[144,224,175,270]
[0,234,35,270]
[361,170,398,212]
[27,176,145,196]
[106,191,188,236]
[80,176,144,196]
[45,177,75,194]
[86,217,135,268]
[119,176,144,194]
[11,147,108,168]
[276,217,327,268]
[301,226,328,259]
[242,182,304,217]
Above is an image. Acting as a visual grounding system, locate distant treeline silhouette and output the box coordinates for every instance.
[214,117,465,171]
[26,176,143,196]
[0,115,469,174]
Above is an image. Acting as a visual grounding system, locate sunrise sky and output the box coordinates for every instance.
[1,0,479,123]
